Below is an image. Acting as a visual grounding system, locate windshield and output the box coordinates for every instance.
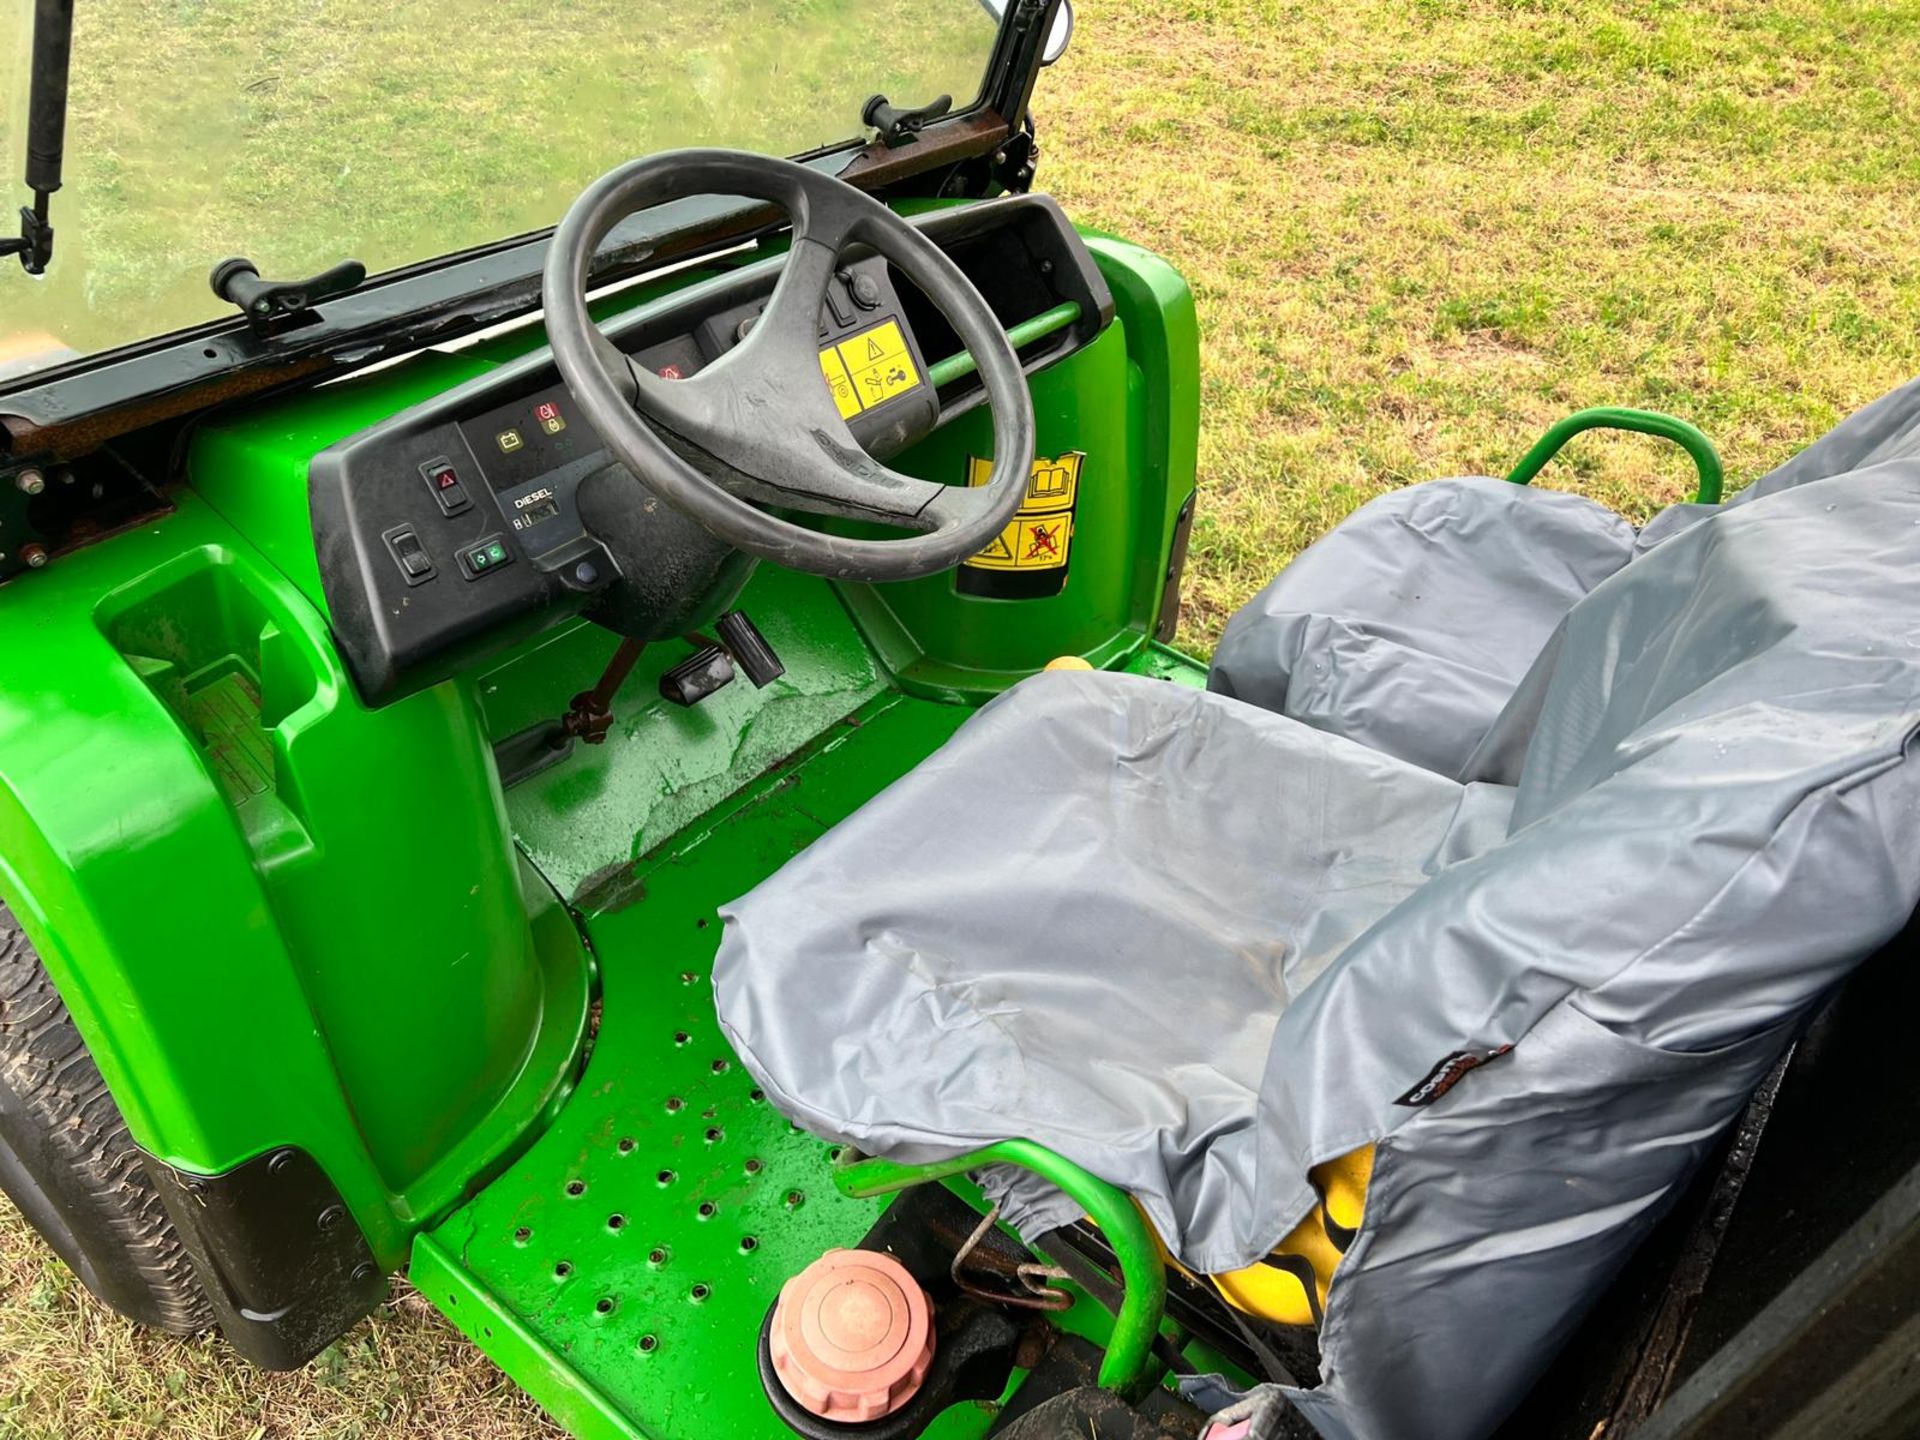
[0,0,998,370]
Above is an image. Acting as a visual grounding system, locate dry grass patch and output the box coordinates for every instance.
[0,1206,556,1440]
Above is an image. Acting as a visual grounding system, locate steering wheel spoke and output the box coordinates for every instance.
[543,149,1037,581]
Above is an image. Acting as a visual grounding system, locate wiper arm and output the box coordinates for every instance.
[2,0,75,276]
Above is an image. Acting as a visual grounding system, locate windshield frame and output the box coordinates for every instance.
[0,0,1061,444]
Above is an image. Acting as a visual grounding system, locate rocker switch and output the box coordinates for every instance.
[420,457,472,516]
[824,277,855,329]
[384,526,436,586]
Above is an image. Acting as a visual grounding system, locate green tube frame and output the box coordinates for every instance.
[832,1139,1167,1396]
[926,301,1084,390]
[1507,405,1724,504]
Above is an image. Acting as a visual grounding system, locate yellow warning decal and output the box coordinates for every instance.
[819,349,861,419]
[963,452,1084,571]
[818,320,921,418]
[965,453,1080,514]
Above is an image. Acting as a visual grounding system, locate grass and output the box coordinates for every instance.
[0,1204,560,1439]
[1041,0,1920,646]
[5,0,1920,1434]
[0,0,993,351]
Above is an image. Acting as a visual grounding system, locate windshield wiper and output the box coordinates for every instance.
[2,0,75,275]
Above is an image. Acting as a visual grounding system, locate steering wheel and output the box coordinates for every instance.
[543,150,1038,583]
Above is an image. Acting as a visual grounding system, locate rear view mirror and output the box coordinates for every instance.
[978,0,1074,64]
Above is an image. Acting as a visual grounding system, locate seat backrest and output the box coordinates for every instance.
[1268,463,1920,1440]
[1638,373,1920,550]
[1480,462,1920,1045]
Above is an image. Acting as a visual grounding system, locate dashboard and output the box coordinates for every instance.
[311,196,1112,705]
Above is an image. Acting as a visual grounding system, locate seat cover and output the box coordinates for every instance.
[1207,476,1634,778]
[1638,371,1920,550]
[715,469,1920,1440]
[1210,375,1920,779]
[719,668,1513,1246]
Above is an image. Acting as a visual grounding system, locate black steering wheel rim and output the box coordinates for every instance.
[542,150,1038,582]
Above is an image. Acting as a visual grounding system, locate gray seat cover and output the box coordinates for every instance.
[1638,371,1920,549]
[714,469,1920,1440]
[1210,376,1920,779]
[1208,476,1634,778]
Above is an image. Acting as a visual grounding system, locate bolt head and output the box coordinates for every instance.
[15,469,44,496]
[21,545,47,569]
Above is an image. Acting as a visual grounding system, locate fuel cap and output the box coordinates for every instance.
[769,1249,934,1422]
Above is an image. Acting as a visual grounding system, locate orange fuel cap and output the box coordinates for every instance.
[769,1249,935,1422]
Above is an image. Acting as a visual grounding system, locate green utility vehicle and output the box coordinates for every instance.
[2,2,1917,1438]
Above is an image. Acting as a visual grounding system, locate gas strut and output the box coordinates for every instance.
[2,0,75,275]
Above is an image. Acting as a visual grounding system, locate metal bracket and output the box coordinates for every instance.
[862,93,954,148]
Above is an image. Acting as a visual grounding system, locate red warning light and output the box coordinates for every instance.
[657,363,685,380]
[534,401,561,424]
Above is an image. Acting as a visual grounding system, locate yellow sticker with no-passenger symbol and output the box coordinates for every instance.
[963,452,1084,571]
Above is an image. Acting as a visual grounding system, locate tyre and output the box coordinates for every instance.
[0,899,212,1333]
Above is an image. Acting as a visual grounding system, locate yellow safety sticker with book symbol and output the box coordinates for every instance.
[963,452,1084,571]
[817,320,922,419]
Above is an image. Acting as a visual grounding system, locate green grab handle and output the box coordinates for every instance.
[1507,405,1724,505]
[832,1137,1167,1396]
[926,301,1084,390]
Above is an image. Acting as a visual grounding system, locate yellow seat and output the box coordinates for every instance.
[1170,1145,1374,1327]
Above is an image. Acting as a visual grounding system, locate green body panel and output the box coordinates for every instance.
[414,692,978,1440]
[0,206,1204,1432]
[0,495,589,1265]
[836,235,1201,700]
[190,352,501,614]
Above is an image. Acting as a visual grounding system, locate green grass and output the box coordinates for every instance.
[6,0,1920,1434]
[1042,0,1920,646]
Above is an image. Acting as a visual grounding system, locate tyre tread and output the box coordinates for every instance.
[0,902,212,1333]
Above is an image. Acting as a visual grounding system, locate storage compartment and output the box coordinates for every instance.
[98,550,321,857]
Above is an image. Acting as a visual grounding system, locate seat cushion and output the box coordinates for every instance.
[715,671,1510,1248]
[1207,476,1634,778]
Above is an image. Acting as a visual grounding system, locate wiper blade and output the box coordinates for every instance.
[2,0,76,276]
